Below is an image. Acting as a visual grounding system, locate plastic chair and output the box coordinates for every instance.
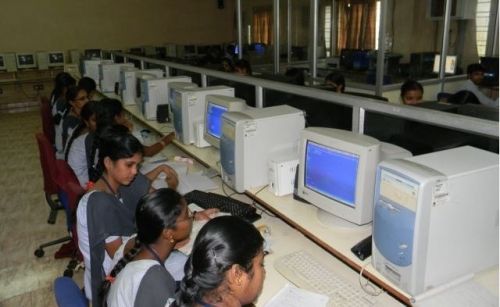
[53,277,89,307]
[40,96,55,145]
[34,133,71,257]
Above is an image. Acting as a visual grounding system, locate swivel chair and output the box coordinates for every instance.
[54,276,88,307]
[40,96,55,144]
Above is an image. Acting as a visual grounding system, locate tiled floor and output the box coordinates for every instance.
[0,111,83,307]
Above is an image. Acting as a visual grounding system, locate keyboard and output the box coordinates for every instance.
[183,190,261,223]
[274,250,377,307]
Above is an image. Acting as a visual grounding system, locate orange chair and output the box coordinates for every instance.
[40,96,55,145]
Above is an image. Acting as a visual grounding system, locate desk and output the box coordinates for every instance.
[121,97,498,307]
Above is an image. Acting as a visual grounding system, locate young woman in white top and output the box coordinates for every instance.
[77,125,179,306]
[102,188,192,307]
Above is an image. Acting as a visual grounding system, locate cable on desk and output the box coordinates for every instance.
[358,261,384,297]
[250,185,278,218]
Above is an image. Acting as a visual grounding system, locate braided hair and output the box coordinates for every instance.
[176,216,263,306]
[100,188,185,306]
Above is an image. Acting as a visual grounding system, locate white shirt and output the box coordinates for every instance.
[67,132,89,187]
[464,79,499,107]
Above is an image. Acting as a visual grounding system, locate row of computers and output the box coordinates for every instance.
[84,58,498,298]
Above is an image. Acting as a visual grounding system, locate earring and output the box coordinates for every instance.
[169,237,175,244]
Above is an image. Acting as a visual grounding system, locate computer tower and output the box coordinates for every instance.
[372,146,499,296]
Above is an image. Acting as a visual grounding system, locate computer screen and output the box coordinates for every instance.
[204,95,247,148]
[480,56,499,83]
[297,127,381,228]
[48,51,64,66]
[432,54,457,74]
[84,49,101,59]
[0,55,5,70]
[16,53,36,69]
[171,86,234,145]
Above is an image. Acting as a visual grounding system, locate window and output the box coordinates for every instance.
[475,0,492,57]
[325,5,332,57]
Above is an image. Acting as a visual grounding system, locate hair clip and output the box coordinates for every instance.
[105,275,115,283]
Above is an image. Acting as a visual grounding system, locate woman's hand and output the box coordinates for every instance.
[194,208,220,221]
[162,165,179,190]
[161,132,175,145]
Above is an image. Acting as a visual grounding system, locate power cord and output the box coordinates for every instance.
[358,261,384,296]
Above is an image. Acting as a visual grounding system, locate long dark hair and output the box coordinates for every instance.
[176,216,263,306]
[50,72,76,105]
[88,100,127,182]
[64,101,97,161]
[92,124,143,180]
[100,188,185,306]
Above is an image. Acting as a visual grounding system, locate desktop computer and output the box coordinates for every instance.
[295,128,412,228]
[99,62,135,93]
[372,146,499,296]
[139,76,192,120]
[220,105,305,193]
[0,53,17,72]
[171,86,234,145]
[16,52,37,70]
[132,69,165,106]
[82,59,113,88]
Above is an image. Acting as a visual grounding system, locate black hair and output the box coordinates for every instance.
[50,72,76,105]
[88,99,126,181]
[78,77,97,94]
[285,68,305,86]
[100,188,185,306]
[94,124,143,179]
[467,63,485,75]
[221,58,234,72]
[64,101,97,161]
[324,72,345,92]
[234,59,252,75]
[176,216,264,306]
[400,80,424,98]
[65,85,88,105]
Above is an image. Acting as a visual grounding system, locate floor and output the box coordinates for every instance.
[0,110,83,307]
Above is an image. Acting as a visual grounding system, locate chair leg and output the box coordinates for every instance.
[45,192,63,224]
[34,236,72,258]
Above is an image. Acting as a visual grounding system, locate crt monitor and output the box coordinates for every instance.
[432,54,457,74]
[296,127,381,227]
[0,54,5,70]
[48,51,65,67]
[16,53,37,69]
[204,95,247,148]
[84,49,101,59]
[480,56,499,84]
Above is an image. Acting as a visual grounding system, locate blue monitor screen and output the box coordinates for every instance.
[304,141,359,207]
[206,102,228,138]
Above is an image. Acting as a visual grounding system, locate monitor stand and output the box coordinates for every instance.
[317,208,372,232]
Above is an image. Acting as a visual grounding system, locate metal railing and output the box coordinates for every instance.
[109,51,499,139]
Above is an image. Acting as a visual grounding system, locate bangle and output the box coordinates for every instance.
[159,140,167,148]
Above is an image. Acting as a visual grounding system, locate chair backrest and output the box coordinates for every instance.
[35,133,58,195]
[40,96,55,144]
[54,276,88,307]
[60,179,86,260]
[56,160,83,228]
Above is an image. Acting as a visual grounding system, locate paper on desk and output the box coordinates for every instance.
[140,160,188,176]
[264,283,329,307]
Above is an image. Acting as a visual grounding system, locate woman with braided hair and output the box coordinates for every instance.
[102,188,193,307]
[176,216,265,307]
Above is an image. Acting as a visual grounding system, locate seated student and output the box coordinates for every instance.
[400,80,424,105]
[50,72,76,111]
[61,85,89,148]
[86,98,176,183]
[77,125,179,305]
[65,101,97,187]
[234,59,252,76]
[221,58,234,73]
[463,63,499,107]
[79,76,98,100]
[102,188,192,307]
[176,216,265,307]
[51,73,76,155]
[324,72,345,93]
[285,68,305,86]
